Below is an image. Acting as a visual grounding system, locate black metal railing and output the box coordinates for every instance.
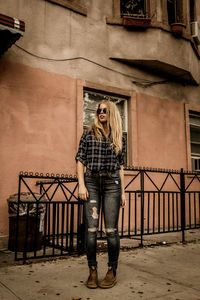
[10,172,85,263]
[120,167,200,245]
[11,168,200,262]
[97,167,200,245]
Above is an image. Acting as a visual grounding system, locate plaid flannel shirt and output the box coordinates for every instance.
[75,130,126,171]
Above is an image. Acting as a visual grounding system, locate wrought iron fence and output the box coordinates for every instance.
[10,172,85,263]
[11,168,200,262]
[121,167,200,246]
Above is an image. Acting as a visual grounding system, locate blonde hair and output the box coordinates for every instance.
[88,100,123,154]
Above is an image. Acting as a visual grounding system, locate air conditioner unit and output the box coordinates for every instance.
[191,21,200,45]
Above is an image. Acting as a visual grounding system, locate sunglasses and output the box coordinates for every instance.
[97,108,107,115]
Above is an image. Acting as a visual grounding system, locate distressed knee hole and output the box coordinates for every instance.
[92,207,98,219]
[90,200,97,203]
[88,227,97,232]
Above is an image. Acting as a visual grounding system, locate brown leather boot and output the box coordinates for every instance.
[99,267,117,289]
[86,266,98,289]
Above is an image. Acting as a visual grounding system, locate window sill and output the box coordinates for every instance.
[122,16,151,27]
[106,17,177,31]
[46,0,87,16]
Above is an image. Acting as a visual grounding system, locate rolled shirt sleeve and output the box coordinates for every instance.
[75,131,87,166]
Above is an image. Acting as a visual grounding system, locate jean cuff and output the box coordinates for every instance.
[108,261,118,272]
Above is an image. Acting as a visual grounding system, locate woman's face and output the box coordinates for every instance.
[97,103,109,124]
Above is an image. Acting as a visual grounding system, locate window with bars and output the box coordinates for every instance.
[120,0,146,17]
[189,110,200,171]
[83,90,128,166]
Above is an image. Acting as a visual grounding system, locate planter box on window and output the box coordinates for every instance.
[170,23,186,36]
[122,16,151,28]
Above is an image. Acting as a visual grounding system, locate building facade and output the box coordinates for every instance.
[0,0,200,243]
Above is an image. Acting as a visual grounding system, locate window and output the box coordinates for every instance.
[83,90,128,165]
[167,0,176,24]
[121,0,146,17]
[190,0,195,22]
[167,0,183,24]
[189,111,200,171]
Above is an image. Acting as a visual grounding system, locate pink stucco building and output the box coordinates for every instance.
[0,0,200,248]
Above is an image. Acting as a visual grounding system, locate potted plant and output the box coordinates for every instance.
[170,21,186,36]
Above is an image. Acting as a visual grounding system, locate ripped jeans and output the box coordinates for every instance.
[84,169,121,273]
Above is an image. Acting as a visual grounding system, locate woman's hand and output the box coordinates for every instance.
[77,161,88,201]
[119,166,126,207]
[121,193,126,207]
[78,184,89,201]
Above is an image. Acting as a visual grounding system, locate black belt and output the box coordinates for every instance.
[85,169,120,177]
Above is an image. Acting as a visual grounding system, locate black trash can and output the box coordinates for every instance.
[7,192,46,252]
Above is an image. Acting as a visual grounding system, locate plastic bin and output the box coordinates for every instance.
[7,192,46,252]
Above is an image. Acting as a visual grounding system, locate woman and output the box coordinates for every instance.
[75,100,126,289]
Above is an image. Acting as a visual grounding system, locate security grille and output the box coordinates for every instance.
[121,0,146,17]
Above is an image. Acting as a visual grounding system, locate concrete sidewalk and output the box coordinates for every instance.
[0,231,200,300]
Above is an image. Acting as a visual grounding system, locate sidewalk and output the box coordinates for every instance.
[0,230,200,300]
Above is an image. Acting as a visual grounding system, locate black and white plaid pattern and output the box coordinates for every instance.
[75,130,126,171]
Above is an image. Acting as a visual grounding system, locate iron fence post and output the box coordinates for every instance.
[40,182,42,194]
[15,174,22,261]
[140,170,144,247]
[180,168,186,243]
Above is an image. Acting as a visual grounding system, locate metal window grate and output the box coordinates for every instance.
[121,0,146,17]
